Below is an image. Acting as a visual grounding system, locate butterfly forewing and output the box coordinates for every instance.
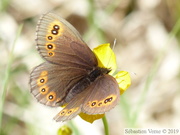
[36,12,97,69]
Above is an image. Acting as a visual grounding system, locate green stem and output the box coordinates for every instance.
[102,115,109,135]
[0,24,23,130]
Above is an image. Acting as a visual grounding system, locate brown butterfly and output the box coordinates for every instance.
[30,12,120,122]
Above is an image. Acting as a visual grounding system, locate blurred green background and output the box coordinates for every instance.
[0,0,180,135]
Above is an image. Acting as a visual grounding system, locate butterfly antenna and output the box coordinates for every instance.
[106,39,117,70]
[112,38,117,51]
[130,71,137,76]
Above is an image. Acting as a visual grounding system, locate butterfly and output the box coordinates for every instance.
[29,12,120,122]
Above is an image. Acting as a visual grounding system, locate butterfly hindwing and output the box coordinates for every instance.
[54,87,93,122]
[30,62,88,107]
[82,74,120,114]
[54,94,83,122]
[53,74,120,121]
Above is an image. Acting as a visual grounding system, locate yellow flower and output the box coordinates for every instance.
[79,43,131,123]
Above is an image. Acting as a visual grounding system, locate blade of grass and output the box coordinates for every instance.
[68,120,80,135]
[0,24,23,130]
[119,93,132,127]
[0,0,10,12]
[105,0,122,14]
[130,17,180,127]
[84,0,122,43]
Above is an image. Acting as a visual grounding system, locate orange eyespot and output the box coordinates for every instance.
[98,102,102,106]
[46,23,61,41]
[41,71,48,76]
[60,111,65,115]
[39,85,49,94]
[37,76,47,86]
[47,21,64,36]
[46,91,56,101]
[48,51,54,57]
[91,102,96,106]
[101,95,116,105]
[59,109,67,116]
[53,25,60,30]
[46,43,56,50]
[46,35,53,41]
[89,100,98,108]
[51,30,58,35]
[104,97,113,104]
[87,95,117,108]
[67,110,72,114]
[64,107,79,116]
[47,44,53,49]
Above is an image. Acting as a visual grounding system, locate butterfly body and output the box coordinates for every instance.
[30,12,120,122]
[63,67,111,103]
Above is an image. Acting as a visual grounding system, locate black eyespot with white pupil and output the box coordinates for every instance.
[108,97,113,102]
[49,95,53,100]
[104,97,113,104]
[51,25,60,35]
[68,110,72,114]
[98,102,102,106]
[48,36,53,40]
[51,30,58,35]
[49,52,53,56]
[40,79,45,83]
[47,44,53,49]
[53,25,60,30]
[91,102,96,106]
[41,88,45,92]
